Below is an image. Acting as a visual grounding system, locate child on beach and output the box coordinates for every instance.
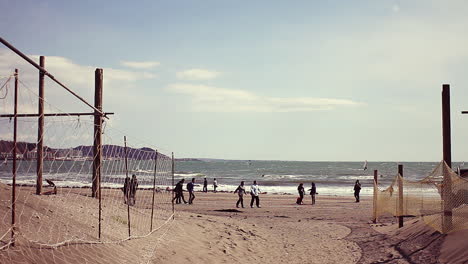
[250,181,261,208]
[354,180,361,203]
[234,181,246,208]
[297,183,305,205]
[309,182,317,205]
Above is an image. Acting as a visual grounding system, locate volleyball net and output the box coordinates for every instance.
[0,70,175,263]
[374,161,468,233]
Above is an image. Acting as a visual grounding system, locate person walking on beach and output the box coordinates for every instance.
[187,178,196,204]
[123,176,130,204]
[309,182,317,205]
[203,178,208,192]
[173,179,187,204]
[129,174,139,205]
[213,178,218,193]
[297,183,305,205]
[354,180,361,203]
[234,181,246,208]
[250,181,261,208]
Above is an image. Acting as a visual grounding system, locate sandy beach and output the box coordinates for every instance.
[1,183,466,264]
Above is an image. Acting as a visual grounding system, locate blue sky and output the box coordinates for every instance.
[1,0,468,161]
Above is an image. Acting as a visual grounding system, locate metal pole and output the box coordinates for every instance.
[442,84,453,233]
[92,69,103,198]
[36,56,45,195]
[372,169,378,224]
[150,151,158,232]
[172,152,175,220]
[124,136,131,237]
[0,37,106,117]
[11,69,18,246]
[398,164,404,228]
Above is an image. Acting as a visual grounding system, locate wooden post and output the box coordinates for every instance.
[172,152,175,219]
[11,69,19,246]
[36,56,45,195]
[372,169,378,223]
[150,151,158,232]
[92,69,103,198]
[442,84,453,233]
[398,164,404,228]
[124,136,131,237]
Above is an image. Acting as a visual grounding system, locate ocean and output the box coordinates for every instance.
[0,159,455,196]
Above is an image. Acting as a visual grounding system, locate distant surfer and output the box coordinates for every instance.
[363,160,368,171]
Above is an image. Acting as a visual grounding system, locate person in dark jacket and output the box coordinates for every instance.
[129,174,139,206]
[354,180,361,203]
[297,183,305,205]
[309,182,317,205]
[172,179,187,204]
[187,178,196,204]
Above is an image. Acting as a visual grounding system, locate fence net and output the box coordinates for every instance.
[374,161,468,233]
[0,71,175,263]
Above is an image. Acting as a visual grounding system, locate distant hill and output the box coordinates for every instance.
[0,140,170,160]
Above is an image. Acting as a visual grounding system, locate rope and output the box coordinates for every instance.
[21,213,174,249]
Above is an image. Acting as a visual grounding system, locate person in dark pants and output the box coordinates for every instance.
[129,174,138,206]
[354,180,361,203]
[187,178,196,204]
[203,178,208,192]
[297,183,305,205]
[250,180,261,208]
[234,181,246,208]
[172,179,187,204]
[309,182,317,205]
[123,176,130,204]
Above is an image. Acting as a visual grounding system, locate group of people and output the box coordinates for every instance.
[202,178,218,193]
[296,182,317,205]
[123,174,139,206]
[173,178,197,204]
[234,180,261,208]
[124,174,363,208]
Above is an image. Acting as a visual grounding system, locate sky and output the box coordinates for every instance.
[1,0,468,161]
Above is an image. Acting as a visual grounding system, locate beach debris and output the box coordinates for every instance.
[213,209,242,213]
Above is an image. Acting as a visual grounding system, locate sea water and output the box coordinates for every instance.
[0,159,459,196]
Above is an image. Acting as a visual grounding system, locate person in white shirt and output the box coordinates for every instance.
[250,180,261,208]
[213,178,218,193]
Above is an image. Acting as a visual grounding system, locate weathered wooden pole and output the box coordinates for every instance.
[124,136,131,237]
[150,151,159,232]
[36,56,45,195]
[372,169,378,224]
[92,68,103,198]
[442,84,453,233]
[172,152,175,220]
[398,164,404,228]
[11,69,18,246]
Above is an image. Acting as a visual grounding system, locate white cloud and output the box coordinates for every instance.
[176,68,220,80]
[167,83,361,112]
[392,4,400,13]
[120,60,160,69]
